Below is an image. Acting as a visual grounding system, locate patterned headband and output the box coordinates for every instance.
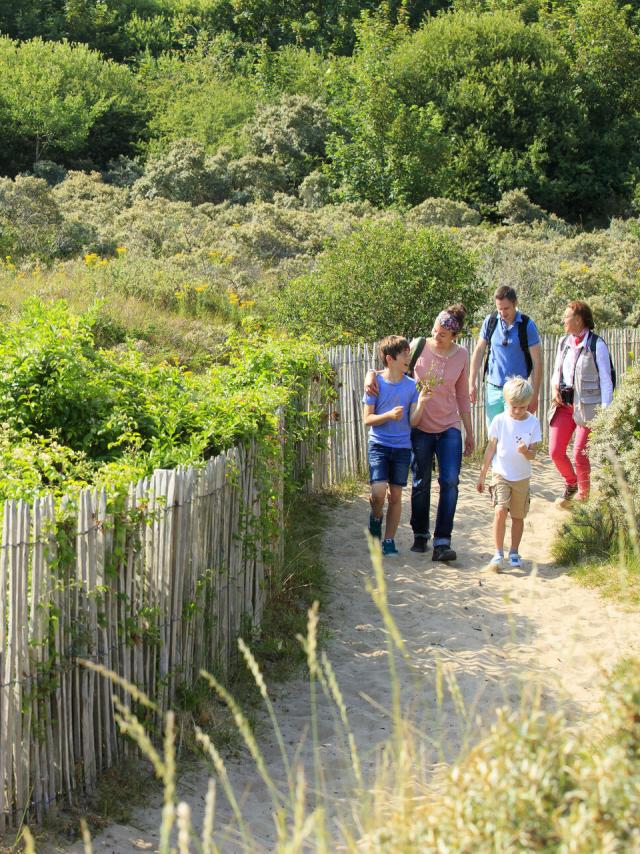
[435,310,461,334]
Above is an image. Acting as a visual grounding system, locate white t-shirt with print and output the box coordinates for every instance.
[489,412,542,481]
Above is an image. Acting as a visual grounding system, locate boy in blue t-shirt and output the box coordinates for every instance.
[363,336,430,556]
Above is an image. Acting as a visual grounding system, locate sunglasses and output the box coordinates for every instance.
[501,333,510,346]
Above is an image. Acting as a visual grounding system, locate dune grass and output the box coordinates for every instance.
[42,534,640,853]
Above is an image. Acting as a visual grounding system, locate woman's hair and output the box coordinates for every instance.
[445,303,466,327]
[503,375,533,406]
[567,300,595,330]
[434,303,466,335]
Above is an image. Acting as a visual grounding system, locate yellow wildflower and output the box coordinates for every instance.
[115,246,127,255]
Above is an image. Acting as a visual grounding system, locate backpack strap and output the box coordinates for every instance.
[586,331,617,389]
[482,310,499,378]
[517,313,533,378]
[483,310,533,378]
[408,336,426,377]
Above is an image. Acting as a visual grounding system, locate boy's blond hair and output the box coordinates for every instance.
[503,375,533,406]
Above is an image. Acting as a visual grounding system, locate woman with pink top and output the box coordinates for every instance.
[366,304,475,562]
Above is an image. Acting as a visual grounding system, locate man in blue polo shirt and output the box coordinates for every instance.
[469,286,542,426]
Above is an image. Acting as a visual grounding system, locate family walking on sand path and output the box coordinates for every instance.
[363,286,615,568]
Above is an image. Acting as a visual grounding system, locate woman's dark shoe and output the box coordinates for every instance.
[562,483,578,501]
[432,544,457,562]
[410,536,430,553]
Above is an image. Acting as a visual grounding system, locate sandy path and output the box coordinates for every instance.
[53,458,639,852]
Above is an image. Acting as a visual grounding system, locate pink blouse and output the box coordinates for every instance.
[413,343,471,433]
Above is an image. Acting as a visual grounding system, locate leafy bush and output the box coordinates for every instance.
[0,175,64,259]
[271,220,481,342]
[245,95,331,184]
[0,35,144,171]
[298,170,332,209]
[589,362,640,530]
[133,139,230,205]
[143,51,257,156]
[0,298,333,502]
[496,188,550,224]
[407,197,482,227]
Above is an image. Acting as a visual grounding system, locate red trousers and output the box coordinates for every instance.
[549,404,591,498]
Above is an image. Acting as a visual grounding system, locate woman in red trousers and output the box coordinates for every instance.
[549,300,614,501]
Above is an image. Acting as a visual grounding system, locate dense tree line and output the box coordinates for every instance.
[1,0,640,221]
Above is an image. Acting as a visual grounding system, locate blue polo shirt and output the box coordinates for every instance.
[481,311,540,387]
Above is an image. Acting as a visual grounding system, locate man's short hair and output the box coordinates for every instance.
[503,375,533,405]
[494,285,518,304]
[379,335,410,363]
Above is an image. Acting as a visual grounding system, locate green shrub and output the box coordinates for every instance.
[133,139,230,205]
[0,175,63,259]
[0,35,144,170]
[0,298,333,503]
[589,362,640,531]
[407,197,482,227]
[245,95,331,184]
[271,219,481,342]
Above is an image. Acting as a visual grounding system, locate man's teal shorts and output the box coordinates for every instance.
[485,382,505,428]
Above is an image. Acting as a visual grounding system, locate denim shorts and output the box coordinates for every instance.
[368,442,412,486]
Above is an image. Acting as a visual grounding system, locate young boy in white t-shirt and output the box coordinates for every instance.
[477,376,541,570]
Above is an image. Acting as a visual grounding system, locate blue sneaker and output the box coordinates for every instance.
[382,538,399,556]
[369,513,383,539]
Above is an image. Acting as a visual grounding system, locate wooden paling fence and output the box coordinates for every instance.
[0,441,281,831]
[308,328,640,486]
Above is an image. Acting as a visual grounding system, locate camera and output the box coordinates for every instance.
[559,383,574,405]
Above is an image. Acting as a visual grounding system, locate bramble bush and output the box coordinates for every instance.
[271,219,481,342]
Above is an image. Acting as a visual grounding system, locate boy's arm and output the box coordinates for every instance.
[409,388,431,426]
[363,403,404,426]
[477,437,498,492]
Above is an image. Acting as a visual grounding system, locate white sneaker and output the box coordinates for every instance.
[488,552,504,571]
[508,553,523,568]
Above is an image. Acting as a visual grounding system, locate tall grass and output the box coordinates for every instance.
[40,535,640,853]
[553,457,640,606]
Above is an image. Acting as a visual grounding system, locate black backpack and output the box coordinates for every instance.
[408,336,426,377]
[483,310,533,378]
[560,332,616,389]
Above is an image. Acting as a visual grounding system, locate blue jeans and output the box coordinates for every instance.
[410,427,462,547]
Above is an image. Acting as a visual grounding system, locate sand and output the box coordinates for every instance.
[51,458,640,852]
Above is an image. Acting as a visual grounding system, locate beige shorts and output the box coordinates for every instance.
[490,473,531,519]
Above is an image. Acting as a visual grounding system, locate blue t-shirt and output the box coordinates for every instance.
[363,374,419,449]
[481,311,540,387]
